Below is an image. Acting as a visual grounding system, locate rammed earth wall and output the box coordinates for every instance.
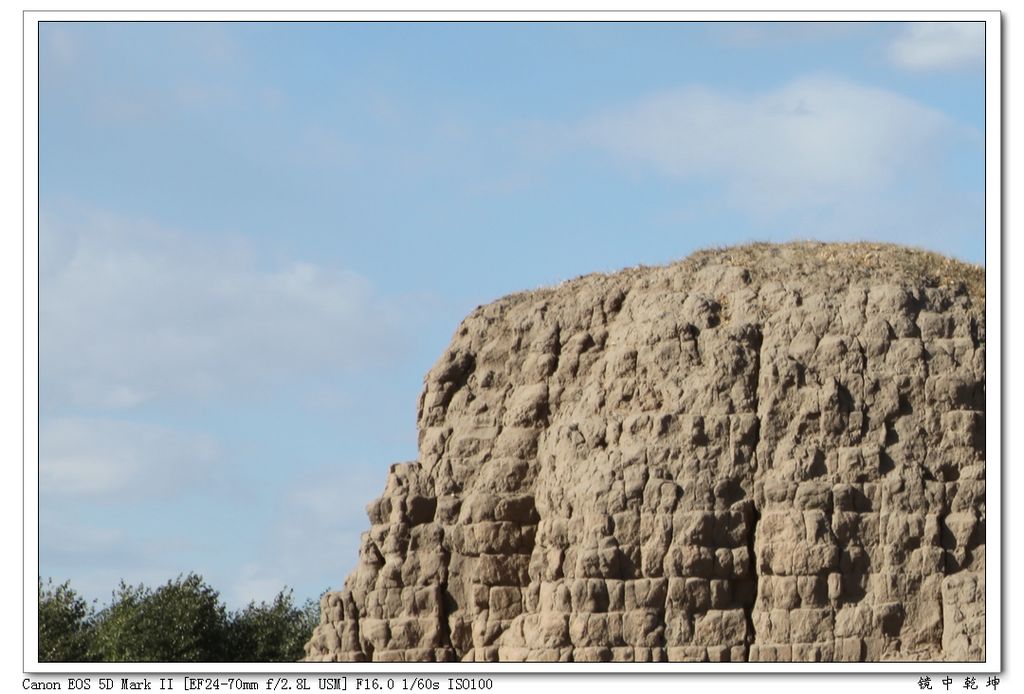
[304,242,986,663]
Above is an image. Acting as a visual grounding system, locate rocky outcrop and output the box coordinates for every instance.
[304,242,986,663]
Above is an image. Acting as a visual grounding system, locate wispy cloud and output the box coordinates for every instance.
[887,22,984,72]
[40,417,220,499]
[580,75,955,212]
[40,209,407,410]
[223,466,384,606]
[40,23,248,125]
[575,74,981,258]
[40,507,214,606]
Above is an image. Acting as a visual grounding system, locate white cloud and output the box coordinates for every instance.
[40,210,406,410]
[573,74,983,260]
[581,76,956,216]
[221,466,385,607]
[39,507,219,607]
[40,417,220,499]
[41,23,247,123]
[888,22,984,72]
[40,515,128,561]
[275,465,383,557]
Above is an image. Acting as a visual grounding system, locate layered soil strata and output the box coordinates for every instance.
[304,242,986,663]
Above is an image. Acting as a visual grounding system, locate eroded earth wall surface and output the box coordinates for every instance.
[304,243,986,663]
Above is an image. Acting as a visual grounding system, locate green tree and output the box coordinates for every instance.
[38,579,94,662]
[39,574,323,662]
[87,573,230,662]
[226,588,321,662]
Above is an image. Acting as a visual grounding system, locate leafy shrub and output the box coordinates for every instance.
[226,589,321,662]
[87,574,229,662]
[39,574,323,663]
[38,579,94,662]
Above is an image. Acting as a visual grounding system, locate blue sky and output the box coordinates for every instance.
[38,20,986,608]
